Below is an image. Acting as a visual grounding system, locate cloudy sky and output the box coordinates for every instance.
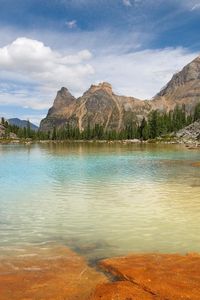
[0,0,200,124]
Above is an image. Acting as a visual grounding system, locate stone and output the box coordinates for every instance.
[0,245,107,300]
[176,120,200,141]
[0,124,5,137]
[89,281,158,300]
[192,162,200,167]
[99,253,200,300]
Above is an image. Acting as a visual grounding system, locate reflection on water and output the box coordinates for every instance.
[0,142,200,260]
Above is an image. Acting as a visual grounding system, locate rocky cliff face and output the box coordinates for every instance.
[152,56,200,112]
[40,82,151,132]
[40,87,77,131]
[40,56,200,132]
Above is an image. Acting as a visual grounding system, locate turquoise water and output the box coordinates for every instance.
[0,142,200,259]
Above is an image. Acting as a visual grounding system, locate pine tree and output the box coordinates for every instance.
[194,103,200,121]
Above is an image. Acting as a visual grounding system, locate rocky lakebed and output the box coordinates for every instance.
[1,245,200,300]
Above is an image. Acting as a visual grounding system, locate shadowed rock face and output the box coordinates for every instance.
[40,87,77,131]
[40,56,200,132]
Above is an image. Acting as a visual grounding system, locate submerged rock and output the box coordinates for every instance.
[192,161,200,167]
[98,253,200,300]
[0,245,107,300]
[2,248,200,299]
[89,281,156,300]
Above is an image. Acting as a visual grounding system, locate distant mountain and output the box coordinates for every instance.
[8,118,38,131]
[40,56,200,132]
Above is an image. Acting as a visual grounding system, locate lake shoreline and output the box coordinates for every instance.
[0,137,200,149]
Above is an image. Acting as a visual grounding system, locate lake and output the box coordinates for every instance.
[0,142,200,260]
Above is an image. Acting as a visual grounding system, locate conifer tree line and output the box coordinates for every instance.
[1,103,200,141]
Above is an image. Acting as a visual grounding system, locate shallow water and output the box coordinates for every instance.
[0,142,200,260]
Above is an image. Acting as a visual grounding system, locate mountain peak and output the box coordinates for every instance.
[53,87,76,108]
[88,82,113,95]
[40,55,200,132]
[156,54,200,97]
[58,87,71,96]
[8,118,38,130]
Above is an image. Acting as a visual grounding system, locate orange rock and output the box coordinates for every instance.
[89,281,158,300]
[192,161,200,167]
[100,253,200,300]
[0,245,107,300]
[2,248,200,300]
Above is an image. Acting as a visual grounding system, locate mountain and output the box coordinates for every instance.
[40,83,151,132]
[152,56,200,112]
[40,56,200,132]
[8,118,38,131]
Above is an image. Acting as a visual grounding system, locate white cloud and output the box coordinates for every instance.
[191,3,200,10]
[65,20,77,29]
[0,37,94,109]
[0,36,198,123]
[177,0,200,11]
[0,37,93,88]
[122,0,132,6]
[92,47,198,99]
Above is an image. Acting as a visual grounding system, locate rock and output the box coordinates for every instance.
[39,82,151,132]
[0,245,107,300]
[2,248,200,299]
[8,118,38,131]
[192,162,200,167]
[40,87,77,132]
[99,253,200,300]
[153,56,200,113]
[0,123,18,140]
[0,124,5,137]
[89,281,157,300]
[9,132,18,139]
[176,120,200,141]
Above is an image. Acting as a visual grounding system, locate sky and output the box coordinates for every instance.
[0,0,200,125]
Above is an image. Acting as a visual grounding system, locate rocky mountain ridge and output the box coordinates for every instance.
[8,118,38,131]
[40,55,200,132]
